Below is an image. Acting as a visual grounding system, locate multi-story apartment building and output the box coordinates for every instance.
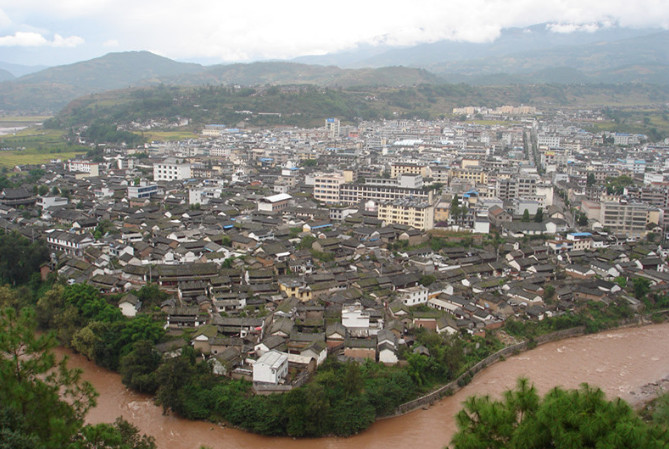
[377,198,436,230]
[540,148,569,169]
[537,135,561,148]
[428,165,450,184]
[600,200,656,237]
[153,158,192,181]
[390,162,428,178]
[325,118,340,139]
[45,230,94,257]
[496,175,538,200]
[313,172,350,204]
[339,182,433,206]
[450,168,488,184]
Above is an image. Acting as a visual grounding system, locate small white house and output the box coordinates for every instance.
[301,340,328,366]
[252,350,289,384]
[118,293,140,317]
[377,329,399,365]
[378,343,399,365]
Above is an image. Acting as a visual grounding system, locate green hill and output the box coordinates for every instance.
[17,51,204,91]
[0,51,204,113]
[0,54,443,114]
[46,83,669,132]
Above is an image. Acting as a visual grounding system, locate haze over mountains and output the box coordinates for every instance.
[1,23,668,114]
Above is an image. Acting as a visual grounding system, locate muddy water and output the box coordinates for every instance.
[58,322,669,449]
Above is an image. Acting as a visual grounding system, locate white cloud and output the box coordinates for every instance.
[0,31,47,46]
[1,0,669,62]
[547,23,603,34]
[52,33,84,47]
[0,31,83,47]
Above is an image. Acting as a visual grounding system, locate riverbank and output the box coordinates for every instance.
[58,321,669,449]
[388,315,658,417]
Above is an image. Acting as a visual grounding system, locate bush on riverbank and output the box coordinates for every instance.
[131,352,410,436]
[503,299,636,339]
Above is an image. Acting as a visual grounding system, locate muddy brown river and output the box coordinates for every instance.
[58,322,669,449]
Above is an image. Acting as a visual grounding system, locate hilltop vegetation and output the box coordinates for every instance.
[44,83,669,132]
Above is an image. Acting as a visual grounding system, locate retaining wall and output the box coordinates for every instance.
[389,326,587,416]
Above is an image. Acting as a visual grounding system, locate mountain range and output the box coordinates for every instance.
[1,24,668,114]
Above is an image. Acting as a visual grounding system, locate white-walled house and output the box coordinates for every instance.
[397,285,429,306]
[252,350,289,384]
[118,293,140,317]
[342,302,370,329]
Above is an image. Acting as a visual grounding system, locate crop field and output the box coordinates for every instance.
[0,127,87,169]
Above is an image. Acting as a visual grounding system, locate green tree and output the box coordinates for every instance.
[135,284,168,310]
[419,274,437,287]
[450,378,669,449]
[522,209,530,222]
[533,208,543,223]
[605,175,634,195]
[154,353,195,414]
[451,195,461,221]
[586,173,596,187]
[633,277,651,300]
[614,276,627,289]
[119,340,162,394]
[0,231,49,286]
[297,235,317,250]
[0,307,97,449]
[73,418,156,449]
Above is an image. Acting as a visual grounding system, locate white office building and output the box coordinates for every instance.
[153,158,192,181]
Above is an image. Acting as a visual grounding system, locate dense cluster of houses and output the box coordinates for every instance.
[2,112,669,389]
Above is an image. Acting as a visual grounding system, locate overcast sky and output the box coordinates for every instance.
[1,0,668,67]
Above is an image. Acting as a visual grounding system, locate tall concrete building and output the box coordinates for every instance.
[377,198,436,231]
[600,200,657,237]
[325,118,340,139]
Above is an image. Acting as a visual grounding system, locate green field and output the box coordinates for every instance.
[0,115,52,124]
[0,128,87,168]
[582,110,669,141]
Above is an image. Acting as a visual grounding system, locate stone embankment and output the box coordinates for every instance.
[389,315,657,417]
[389,326,588,417]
